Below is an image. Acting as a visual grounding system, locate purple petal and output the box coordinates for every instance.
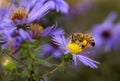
[73,55,77,65]
[41,25,65,36]
[52,35,68,52]
[77,55,100,69]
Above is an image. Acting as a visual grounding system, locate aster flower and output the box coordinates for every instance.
[40,43,63,58]
[41,25,65,36]
[0,0,56,48]
[41,0,69,14]
[27,0,69,18]
[6,2,47,25]
[1,28,33,49]
[52,0,69,13]
[29,24,65,38]
[2,0,55,33]
[92,12,120,52]
[52,35,100,69]
[68,0,93,17]
[0,5,8,22]
[0,2,10,30]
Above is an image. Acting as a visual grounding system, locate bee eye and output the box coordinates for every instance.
[91,42,95,46]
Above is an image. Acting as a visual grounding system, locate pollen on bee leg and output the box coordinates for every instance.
[67,41,83,54]
[82,40,89,49]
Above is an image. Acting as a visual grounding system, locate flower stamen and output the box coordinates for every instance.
[31,24,43,35]
[29,24,43,38]
[67,41,83,54]
[67,40,89,54]
[10,8,28,24]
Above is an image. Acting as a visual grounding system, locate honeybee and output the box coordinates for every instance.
[70,32,95,49]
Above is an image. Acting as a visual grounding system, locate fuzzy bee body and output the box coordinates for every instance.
[70,33,95,48]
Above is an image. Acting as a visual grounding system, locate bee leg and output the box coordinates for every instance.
[81,44,85,49]
[71,35,76,43]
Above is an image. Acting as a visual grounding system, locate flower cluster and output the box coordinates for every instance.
[0,0,68,49]
[1,0,117,81]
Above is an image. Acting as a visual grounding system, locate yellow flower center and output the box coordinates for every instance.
[67,40,89,54]
[67,41,83,54]
[10,8,28,24]
[31,24,43,36]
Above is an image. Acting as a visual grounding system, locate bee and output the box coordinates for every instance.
[70,32,95,49]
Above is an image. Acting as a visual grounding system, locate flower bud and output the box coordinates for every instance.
[0,55,16,72]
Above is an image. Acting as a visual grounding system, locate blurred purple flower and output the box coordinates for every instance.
[1,28,33,49]
[52,35,100,69]
[41,0,69,14]
[0,0,57,48]
[29,24,65,38]
[41,25,65,36]
[0,5,8,22]
[68,0,93,17]
[0,4,10,30]
[92,12,120,52]
[40,43,63,58]
[4,0,55,25]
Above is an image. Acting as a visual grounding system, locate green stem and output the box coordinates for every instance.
[28,58,35,81]
[6,53,26,66]
[6,53,17,61]
[40,54,72,80]
[26,42,36,81]
[49,62,65,75]
[41,61,65,79]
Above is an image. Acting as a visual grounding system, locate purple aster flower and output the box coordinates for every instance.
[41,0,69,14]
[41,25,65,36]
[68,0,93,17]
[92,12,120,52]
[29,24,65,38]
[1,28,33,49]
[0,3,10,30]
[0,0,55,48]
[39,42,63,58]
[5,1,48,25]
[0,4,8,22]
[52,35,100,69]
[2,0,55,32]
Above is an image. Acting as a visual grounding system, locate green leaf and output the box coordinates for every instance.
[20,69,28,78]
[35,58,52,67]
[27,63,32,71]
